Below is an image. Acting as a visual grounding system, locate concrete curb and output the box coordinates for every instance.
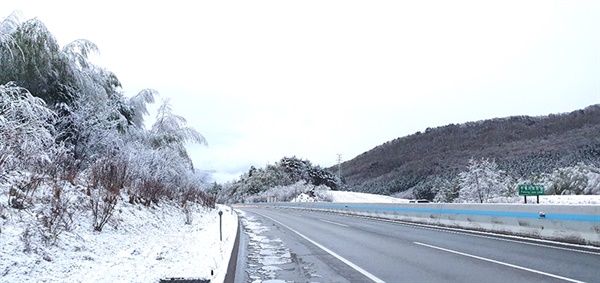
[223,217,241,283]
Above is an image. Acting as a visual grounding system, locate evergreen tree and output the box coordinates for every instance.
[457,158,505,203]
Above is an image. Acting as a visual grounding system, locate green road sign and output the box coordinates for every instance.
[518,184,545,196]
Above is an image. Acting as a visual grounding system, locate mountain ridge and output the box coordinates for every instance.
[333,105,600,196]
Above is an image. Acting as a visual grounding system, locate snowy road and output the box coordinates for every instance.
[237,206,600,282]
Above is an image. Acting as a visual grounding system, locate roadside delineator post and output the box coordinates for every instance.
[219,210,223,241]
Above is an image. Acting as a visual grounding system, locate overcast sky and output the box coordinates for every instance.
[2,1,599,182]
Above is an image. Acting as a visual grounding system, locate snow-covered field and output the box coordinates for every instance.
[325,190,409,203]
[539,194,600,204]
[491,194,600,205]
[300,189,600,205]
[0,192,237,283]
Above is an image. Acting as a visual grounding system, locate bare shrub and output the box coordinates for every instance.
[178,185,212,224]
[89,190,118,232]
[87,157,127,232]
[130,179,166,207]
[182,204,193,225]
[315,189,334,202]
[37,186,74,244]
[180,185,213,224]
[0,202,5,219]
[0,146,9,176]
[89,157,127,195]
[8,173,44,209]
[21,226,33,253]
[199,191,216,209]
[44,148,79,185]
[0,202,6,234]
[60,157,80,185]
[179,185,207,206]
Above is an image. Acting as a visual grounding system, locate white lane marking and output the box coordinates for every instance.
[320,219,349,227]
[414,242,585,283]
[257,212,385,283]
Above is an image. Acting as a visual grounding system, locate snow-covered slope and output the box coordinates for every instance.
[0,191,237,282]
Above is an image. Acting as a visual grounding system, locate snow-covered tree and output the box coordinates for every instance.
[457,158,506,203]
[0,15,78,105]
[149,99,206,168]
[0,83,56,175]
[433,177,460,203]
[216,156,339,202]
[124,88,158,129]
[542,163,600,195]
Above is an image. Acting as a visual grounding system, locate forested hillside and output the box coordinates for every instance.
[334,106,600,200]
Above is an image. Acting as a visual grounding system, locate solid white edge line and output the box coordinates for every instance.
[258,212,386,283]
[413,242,585,283]
[319,219,350,227]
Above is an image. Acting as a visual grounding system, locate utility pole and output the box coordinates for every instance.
[336,154,342,182]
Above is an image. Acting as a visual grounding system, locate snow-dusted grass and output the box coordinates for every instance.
[0,182,237,282]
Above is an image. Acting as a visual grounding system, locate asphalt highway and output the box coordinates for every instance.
[237,206,600,283]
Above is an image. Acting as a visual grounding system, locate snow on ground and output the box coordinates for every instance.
[3,181,597,283]
[290,193,318,202]
[324,190,409,203]
[0,188,237,283]
[538,194,600,204]
[237,210,293,282]
[323,190,600,205]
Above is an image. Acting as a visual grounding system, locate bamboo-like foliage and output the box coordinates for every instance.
[1,11,211,216]
[0,14,77,105]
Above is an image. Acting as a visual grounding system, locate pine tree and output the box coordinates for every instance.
[458,158,505,203]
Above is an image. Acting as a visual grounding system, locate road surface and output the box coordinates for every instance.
[236,206,600,283]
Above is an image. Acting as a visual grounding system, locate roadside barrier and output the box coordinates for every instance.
[259,202,600,246]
